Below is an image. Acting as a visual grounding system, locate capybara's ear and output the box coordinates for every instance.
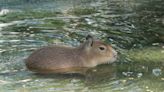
[85,35,94,47]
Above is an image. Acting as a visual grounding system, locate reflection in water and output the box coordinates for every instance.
[0,0,164,92]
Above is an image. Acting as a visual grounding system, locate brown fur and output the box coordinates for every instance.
[25,35,117,74]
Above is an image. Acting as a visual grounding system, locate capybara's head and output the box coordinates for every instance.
[81,35,117,66]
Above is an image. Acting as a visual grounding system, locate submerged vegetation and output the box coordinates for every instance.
[127,47,164,62]
[38,19,66,29]
[68,7,97,15]
[0,10,61,22]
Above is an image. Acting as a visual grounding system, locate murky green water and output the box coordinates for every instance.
[0,0,164,92]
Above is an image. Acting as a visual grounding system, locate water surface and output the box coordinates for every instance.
[0,0,164,92]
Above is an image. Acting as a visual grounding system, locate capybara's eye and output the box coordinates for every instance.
[99,46,105,50]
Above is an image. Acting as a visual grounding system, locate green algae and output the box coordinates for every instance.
[0,10,61,22]
[127,47,164,62]
[68,8,97,15]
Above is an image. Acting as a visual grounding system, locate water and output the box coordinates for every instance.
[0,0,164,92]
